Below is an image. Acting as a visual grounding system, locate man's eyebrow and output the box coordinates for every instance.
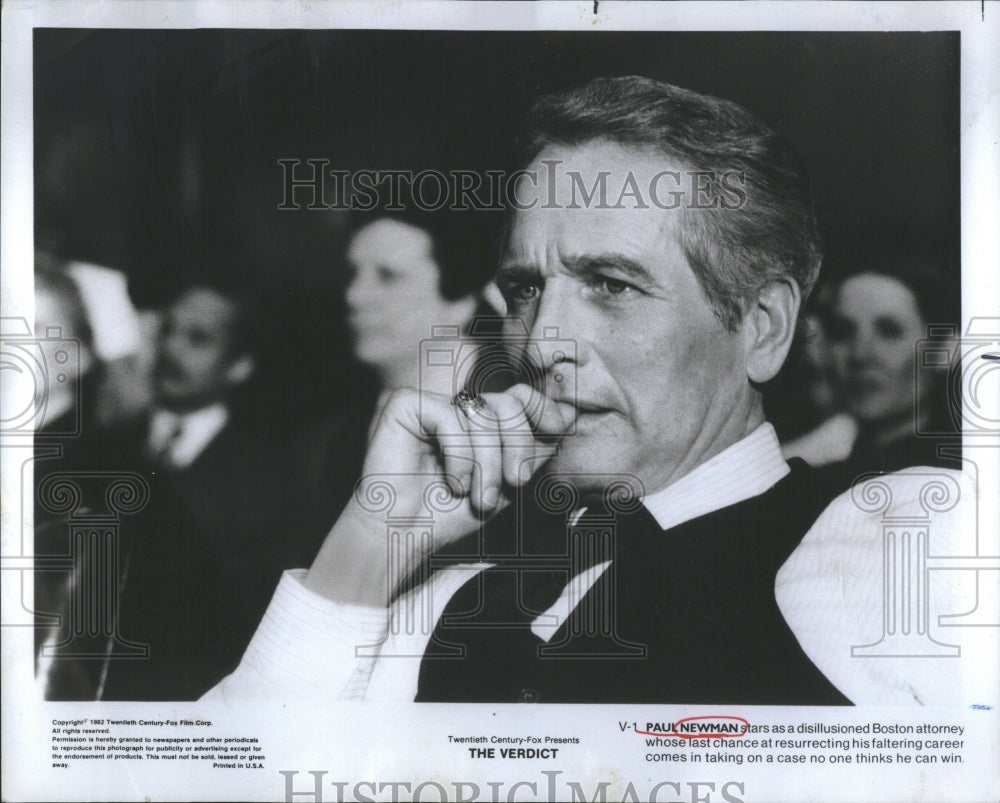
[563,254,659,286]
[495,264,540,283]
[496,254,660,288]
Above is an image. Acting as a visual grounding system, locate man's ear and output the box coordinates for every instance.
[224,354,256,386]
[743,278,801,384]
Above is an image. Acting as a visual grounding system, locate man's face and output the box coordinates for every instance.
[153,287,248,411]
[345,218,452,374]
[498,142,757,494]
[828,273,926,426]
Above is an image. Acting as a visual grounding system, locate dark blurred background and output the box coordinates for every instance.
[34,29,961,424]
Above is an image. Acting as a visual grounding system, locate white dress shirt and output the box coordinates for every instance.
[147,403,229,468]
[205,427,993,707]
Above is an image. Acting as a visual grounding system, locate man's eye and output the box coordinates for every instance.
[593,277,634,297]
[508,283,541,302]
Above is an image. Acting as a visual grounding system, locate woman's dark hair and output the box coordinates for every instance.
[825,234,958,331]
[346,181,502,302]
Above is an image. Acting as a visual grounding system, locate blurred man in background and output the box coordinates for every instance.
[42,272,334,699]
[144,283,256,471]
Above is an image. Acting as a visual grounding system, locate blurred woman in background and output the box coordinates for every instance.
[343,200,502,428]
[816,245,959,495]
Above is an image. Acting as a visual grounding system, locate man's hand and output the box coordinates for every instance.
[304,385,575,607]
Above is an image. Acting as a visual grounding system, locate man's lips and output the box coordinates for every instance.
[542,387,611,407]
[573,402,617,415]
[544,396,618,416]
[520,392,614,439]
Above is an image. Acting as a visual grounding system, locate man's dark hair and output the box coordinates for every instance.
[519,76,823,331]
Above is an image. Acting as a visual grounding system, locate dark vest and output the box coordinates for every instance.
[416,460,850,705]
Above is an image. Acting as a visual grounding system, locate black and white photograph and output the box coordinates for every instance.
[2,2,998,802]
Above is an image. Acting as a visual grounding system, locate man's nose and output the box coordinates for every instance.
[520,281,582,377]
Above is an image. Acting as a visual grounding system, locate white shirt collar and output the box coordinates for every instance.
[641,422,790,531]
[148,403,229,468]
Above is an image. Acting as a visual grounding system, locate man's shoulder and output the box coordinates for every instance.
[777,467,994,706]
[791,466,976,561]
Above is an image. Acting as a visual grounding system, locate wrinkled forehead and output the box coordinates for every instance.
[504,142,688,266]
[518,140,690,200]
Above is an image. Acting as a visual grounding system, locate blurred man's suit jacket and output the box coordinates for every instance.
[42,403,360,700]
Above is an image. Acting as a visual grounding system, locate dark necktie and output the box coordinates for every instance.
[415,500,659,701]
